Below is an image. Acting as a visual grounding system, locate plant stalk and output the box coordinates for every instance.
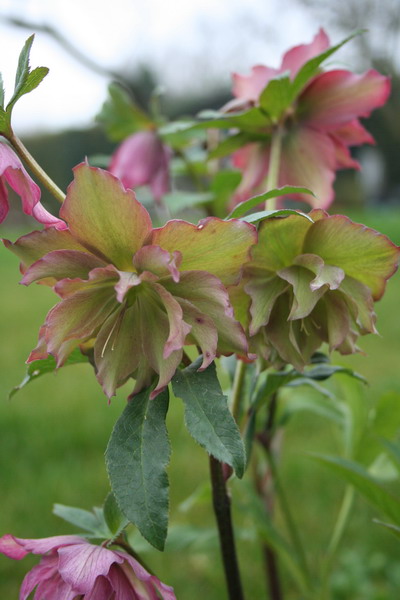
[264,125,283,210]
[209,455,245,600]
[7,132,66,204]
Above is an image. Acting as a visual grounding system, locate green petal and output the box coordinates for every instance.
[3,228,88,271]
[176,298,218,370]
[339,276,377,334]
[303,214,400,299]
[21,250,107,285]
[250,214,312,272]
[245,275,288,334]
[278,265,326,320]
[133,245,181,282]
[293,253,345,290]
[95,304,142,398]
[151,217,257,285]
[60,164,152,270]
[320,293,351,350]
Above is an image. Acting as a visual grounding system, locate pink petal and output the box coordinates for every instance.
[57,542,122,594]
[279,127,337,209]
[109,131,171,202]
[118,554,177,600]
[151,282,191,359]
[301,69,391,130]
[230,144,270,207]
[232,65,279,102]
[84,575,114,600]
[280,28,330,78]
[133,245,182,283]
[19,555,59,600]
[0,142,66,229]
[332,119,375,146]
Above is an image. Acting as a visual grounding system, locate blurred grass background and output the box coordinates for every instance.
[0,208,399,598]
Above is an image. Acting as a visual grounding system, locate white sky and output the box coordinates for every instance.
[0,0,323,134]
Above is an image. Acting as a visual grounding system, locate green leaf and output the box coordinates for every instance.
[172,359,245,478]
[53,503,111,538]
[96,82,153,142]
[290,30,364,101]
[211,170,242,218]
[7,35,49,113]
[303,364,366,383]
[226,186,315,219]
[241,208,313,225]
[105,387,170,551]
[164,190,213,214]
[9,349,89,399]
[103,492,129,537]
[312,454,400,525]
[198,107,271,132]
[0,107,10,135]
[208,132,259,160]
[259,74,292,121]
[380,439,400,471]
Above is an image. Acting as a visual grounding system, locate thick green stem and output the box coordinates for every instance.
[264,126,283,210]
[7,132,66,204]
[231,359,247,423]
[209,455,245,600]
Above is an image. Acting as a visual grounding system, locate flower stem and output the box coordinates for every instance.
[264,125,283,210]
[7,132,66,204]
[231,359,247,423]
[209,455,245,600]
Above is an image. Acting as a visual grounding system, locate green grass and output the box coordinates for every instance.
[0,210,399,598]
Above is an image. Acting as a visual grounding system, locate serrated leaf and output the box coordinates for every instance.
[0,107,10,135]
[172,359,245,478]
[96,83,153,142]
[53,504,111,538]
[226,186,315,219]
[164,190,213,214]
[6,36,49,113]
[9,349,89,399]
[312,454,400,525]
[259,74,292,121]
[103,492,129,537]
[105,387,170,551]
[290,30,364,101]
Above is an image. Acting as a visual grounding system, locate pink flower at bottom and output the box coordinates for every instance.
[0,533,176,599]
[0,142,66,229]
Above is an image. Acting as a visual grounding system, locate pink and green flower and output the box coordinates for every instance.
[5,163,256,398]
[232,210,399,371]
[228,29,390,208]
[0,533,176,599]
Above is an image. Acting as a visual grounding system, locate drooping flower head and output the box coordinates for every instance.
[231,211,399,371]
[109,131,172,204]
[0,142,66,229]
[0,533,176,599]
[5,163,256,398]
[228,29,391,208]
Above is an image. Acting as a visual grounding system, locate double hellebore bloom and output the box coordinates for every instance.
[0,533,176,599]
[234,211,399,371]
[109,131,172,204]
[6,163,256,398]
[229,29,390,208]
[0,142,66,229]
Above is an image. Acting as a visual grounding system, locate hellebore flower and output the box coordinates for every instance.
[109,131,172,204]
[228,29,390,208]
[5,163,256,398]
[0,142,66,229]
[232,210,399,371]
[0,533,176,599]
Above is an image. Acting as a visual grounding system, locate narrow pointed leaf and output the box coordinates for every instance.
[103,492,129,537]
[312,453,400,525]
[172,359,245,478]
[242,208,313,225]
[373,519,400,540]
[105,387,170,550]
[290,30,364,100]
[227,186,315,219]
[7,35,49,112]
[53,504,111,538]
[259,74,292,121]
[9,349,89,399]
[0,73,4,109]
